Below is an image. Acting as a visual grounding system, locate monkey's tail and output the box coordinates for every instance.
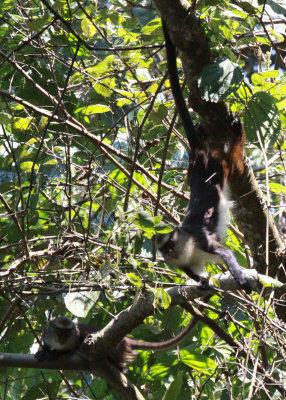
[162,20,201,150]
[127,317,197,351]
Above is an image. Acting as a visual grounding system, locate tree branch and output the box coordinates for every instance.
[0,353,145,400]
[80,269,283,355]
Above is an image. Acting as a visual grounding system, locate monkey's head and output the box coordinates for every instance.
[43,316,80,351]
[156,228,197,268]
[156,227,223,279]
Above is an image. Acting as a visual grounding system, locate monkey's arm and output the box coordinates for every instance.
[211,242,251,294]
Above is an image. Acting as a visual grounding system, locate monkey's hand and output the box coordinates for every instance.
[35,346,66,362]
[198,276,212,291]
[35,346,50,361]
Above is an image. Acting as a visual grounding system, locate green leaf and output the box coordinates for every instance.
[162,370,183,400]
[243,92,281,147]
[134,211,171,236]
[150,104,168,124]
[129,255,139,269]
[180,349,216,375]
[134,211,158,239]
[238,1,258,15]
[88,377,108,398]
[157,288,172,309]
[127,273,142,288]
[53,0,66,9]
[116,97,133,106]
[255,37,271,45]
[262,69,280,79]
[259,275,283,288]
[39,116,49,129]
[155,221,173,234]
[75,105,111,114]
[14,117,33,130]
[134,210,154,230]
[141,18,161,35]
[22,381,60,400]
[201,325,214,346]
[153,216,163,225]
[26,14,51,32]
[150,361,178,377]
[87,55,116,75]
[20,161,38,172]
[213,340,233,359]
[133,230,144,254]
[93,82,113,97]
[252,71,279,87]
[0,112,11,124]
[198,58,243,102]
[269,183,286,194]
[43,159,58,166]
[81,18,96,38]
[26,138,37,146]
[65,291,100,317]
[219,25,233,41]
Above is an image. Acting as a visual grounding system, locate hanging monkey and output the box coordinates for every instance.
[156,21,251,294]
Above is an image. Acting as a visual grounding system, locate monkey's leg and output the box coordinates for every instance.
[211,242,251,293]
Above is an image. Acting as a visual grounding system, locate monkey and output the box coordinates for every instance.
[156,21,251,294]
[35,316,134,370]
[35,316,198,370]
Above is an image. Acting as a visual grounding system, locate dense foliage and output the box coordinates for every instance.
[0,0,285,399]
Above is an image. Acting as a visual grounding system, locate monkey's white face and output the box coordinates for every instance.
[156,229,195,266]
[156,229,220,276]
[43,317,78,351]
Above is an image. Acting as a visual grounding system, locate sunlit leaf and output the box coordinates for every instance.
[157,288,172,309]
[269,183,286,194]
[259,275,283,288]
[150,360,178,377]
[127,273,142,287]
[141,18,161,34]
[14,117,33,131]
[20,161,38,172]
[81,18,96,38]
[180,349,216,374]
[75,105,112,114]
[43,159,58,166]
[93,82,113,97]
[65,291,100,317]
[154,221,173,234]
